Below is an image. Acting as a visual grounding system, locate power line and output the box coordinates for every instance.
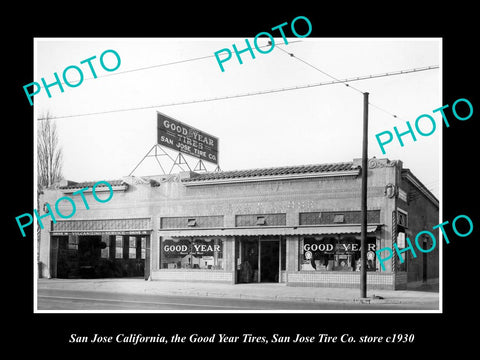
[33,41,304,89]
[368,103,401,120]
[275,45,365,94]
[37,65,439,121]
[274,45,438,121]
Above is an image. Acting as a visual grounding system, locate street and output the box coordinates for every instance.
[37,288,438,311]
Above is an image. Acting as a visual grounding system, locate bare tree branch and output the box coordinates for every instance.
[37,111,63,190]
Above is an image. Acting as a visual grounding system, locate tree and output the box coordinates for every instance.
[37,112,63,277]
[37,112,63,190]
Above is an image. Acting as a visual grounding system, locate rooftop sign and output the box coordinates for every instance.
[157,112,219,164]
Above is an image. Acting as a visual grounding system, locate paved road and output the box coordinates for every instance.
[37,289,437,311]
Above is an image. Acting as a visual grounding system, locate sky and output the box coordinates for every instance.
[34,37,441,197]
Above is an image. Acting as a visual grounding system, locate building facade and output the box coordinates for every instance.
[38,157,439,290]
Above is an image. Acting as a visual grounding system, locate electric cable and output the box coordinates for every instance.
[34,41,304,89]
[275,45,365,95]
[274,45,439,122]
[37,65,439,121]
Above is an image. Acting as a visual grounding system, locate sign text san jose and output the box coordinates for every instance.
[157,112,219,164]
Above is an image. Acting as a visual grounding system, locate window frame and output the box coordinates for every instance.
[160,237,224,270]
[115,235,123,259]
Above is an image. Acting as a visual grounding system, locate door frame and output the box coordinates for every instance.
[258,237,281,283]
[235,236,283,284]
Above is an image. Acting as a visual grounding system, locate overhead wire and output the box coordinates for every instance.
[274,44,438,122]
[275,45,365,95]
[37,65,439,121]
[33,40,304,89]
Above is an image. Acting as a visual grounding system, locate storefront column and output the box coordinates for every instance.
[38,220,53,278]
[49,236,59,278]
[223,237,235,284]
[379,226,393,272]
[278,236,282,283]
[157,219,163,272]
[286,235,298,272]
[100,234,109,247]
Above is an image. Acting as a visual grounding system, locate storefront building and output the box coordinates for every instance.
[38,157,439,290]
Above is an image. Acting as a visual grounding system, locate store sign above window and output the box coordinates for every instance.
[157,112,219,164]
[163,243,221,254]
[303,243,376,253]
[163,239,221,255]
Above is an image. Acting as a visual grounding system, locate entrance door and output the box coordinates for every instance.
[260,240,279,283]
[237,237,280,283]
[238,239,259,283]
[78,235,102,278]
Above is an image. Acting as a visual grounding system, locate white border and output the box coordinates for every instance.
[33,37,442,314]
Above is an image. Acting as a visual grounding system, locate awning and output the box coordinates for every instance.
[158,225,379,237]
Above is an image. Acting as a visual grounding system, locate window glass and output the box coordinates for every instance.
[256,216,266,225]
[128,236,137,259]
[141,237,146,259]
[300,236,377,272]
[396,232,407,271]
[68,237,78,250]
[161,238,224,270]
[115,235,123,259]
[101,243,109,259]
[397,209,408,227]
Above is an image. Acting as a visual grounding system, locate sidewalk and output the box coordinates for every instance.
[37,278,440,305]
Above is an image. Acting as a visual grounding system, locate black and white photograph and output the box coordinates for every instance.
[7,5,479,353]
[33,36,441,313]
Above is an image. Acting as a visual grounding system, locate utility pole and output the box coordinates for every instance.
[360,92,369,298]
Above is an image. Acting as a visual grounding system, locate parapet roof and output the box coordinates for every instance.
[182,162,359,182]
[58,179,126,190]
[55,162,360,190]
[53,159,438,208]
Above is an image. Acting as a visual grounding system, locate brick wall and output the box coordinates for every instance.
[151,269,233,283]
[398,173,439,282]
[286,272,397,290]
[394,271,408,290]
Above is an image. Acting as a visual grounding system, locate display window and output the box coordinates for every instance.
[128,236,137,259]
[141,237,146,259]
[160,238,224,270]
[68,237,78,251]
[300,236,377,272]
[115,235,123,259]
[396,232,407,271]
[100,243,109,258]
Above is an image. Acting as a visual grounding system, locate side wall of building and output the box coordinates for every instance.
[397,174,440,282]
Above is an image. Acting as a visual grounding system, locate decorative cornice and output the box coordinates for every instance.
[368,158,398,169]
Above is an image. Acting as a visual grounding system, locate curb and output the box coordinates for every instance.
[37,282,439,305]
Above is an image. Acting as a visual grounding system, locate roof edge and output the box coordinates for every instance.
[402,169,439,208]
[183,169,360,186]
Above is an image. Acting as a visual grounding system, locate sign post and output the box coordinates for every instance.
[128,113,220,176]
